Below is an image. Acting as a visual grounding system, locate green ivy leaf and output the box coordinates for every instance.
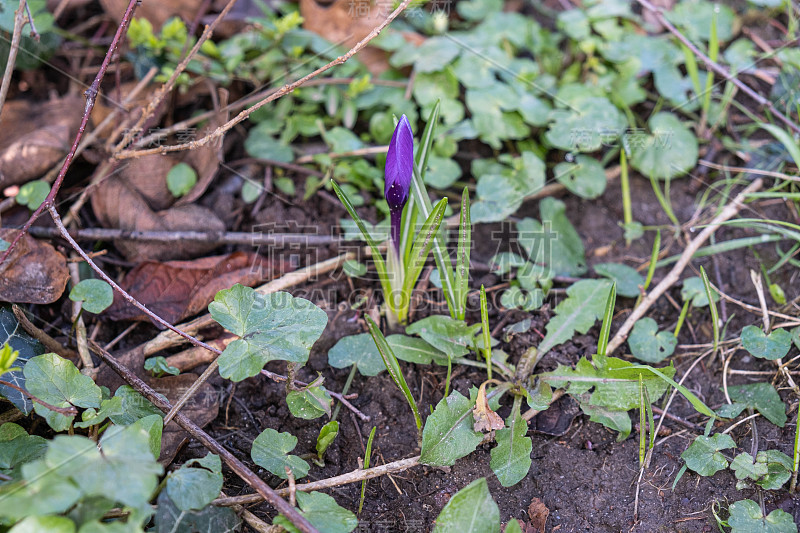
[24,353,102,431]
[167,453,223,511]
[518,198,587,277]
[209,285,328,381]
[286,386,332,420]
[273,492,358,533]
[73,395,124,429]
[108,385,164,426]
[546,97,626,152]
[554,155,607,199]
[155,490,241,533]
[728,382,787,427]
[144,356,180,377]
[0,423,46,475]
[629,113,698,180]
[432,478,500,533]
[45,424,163,509]
[420,390,483,466]
[328,334,385,376]
[406,316,481,359]
[490,412,532,487]
[728,499,797,533]
[741,326,792,361]
[681,433,735,476]
[166,162,198,198]
[251,428,310,480]
[69,279,113,314]
[15,180,50,210]
[594,263,644,298]
[627,318,677,364]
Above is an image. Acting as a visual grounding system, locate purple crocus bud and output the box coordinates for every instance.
[384,115,413,249]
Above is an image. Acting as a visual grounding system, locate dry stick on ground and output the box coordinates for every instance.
[0,379,77,416]
[90,342,319,533]
[28,226,340,247]
[0,0,142,265]
[114,0,414,159]
[0,0,28,120]
[606,179,763,355]
[112,0,239,152]
[143,253,354,356]
[11,305,79,361]
[635,0,800,135]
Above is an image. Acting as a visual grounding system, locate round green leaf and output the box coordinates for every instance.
[327,333,385,376]
[680,276,719,307]
[554,155,607,199]
[629,112,698,180]
[741,326,792,361]
[728,499,797,533]
[166,162,197,198]
[69,279,113,314]
[16,180,50,210]
[628,318,677,363]
[594,262,644,298]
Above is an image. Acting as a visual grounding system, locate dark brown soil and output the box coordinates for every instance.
[172,172,800,532]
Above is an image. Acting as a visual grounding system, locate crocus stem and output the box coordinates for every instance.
[390,208,402,253]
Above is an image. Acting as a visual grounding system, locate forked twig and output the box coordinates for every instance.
[606,179,763,355]
[91,342,320,533]
[114,0,414,159]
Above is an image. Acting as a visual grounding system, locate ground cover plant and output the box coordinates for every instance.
[1,0,800,530]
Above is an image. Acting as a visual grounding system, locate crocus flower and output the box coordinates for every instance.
[384,115,413,250]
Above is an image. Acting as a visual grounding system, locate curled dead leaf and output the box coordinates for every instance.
[0,229,69,304]
[472,381,504,433]
[106,252,282,326]
[0,95,83,187]
[527,498,549,533]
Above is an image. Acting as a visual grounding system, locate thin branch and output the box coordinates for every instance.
[606,179,763,355]
[212,456,421,507]
[23,0,38,40]
[11,305,79,361]
[113,0,414,159]
[0,0,28,120]
[635,0,800,135]
[0,0,142,265]
[0,379,77,416]
[90,342,320,533]
[113,0,239,152]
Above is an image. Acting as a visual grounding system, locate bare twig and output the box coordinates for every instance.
[114,0,414,159]
[11,305,79,361]
[0,379,77,416]
[635,0,800,135]
[0,0,142,265]
[213,456,421,507]
[606,179,763,355]
[91,342,320,533]
[0,0,28,120]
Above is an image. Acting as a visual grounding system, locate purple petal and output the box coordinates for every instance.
[384,115,414,212]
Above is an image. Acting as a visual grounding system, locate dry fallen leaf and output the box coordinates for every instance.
[527,498,550,533]
[99,0,229,29]
[0,95,83,187]
[0,229,69,304]
[472,381,504,432]
[106,252,281,325]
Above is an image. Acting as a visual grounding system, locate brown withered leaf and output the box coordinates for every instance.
[99,0,228,29]
[300,0,390,74]
[106,252,279,325]
[527,498,549,533]
[529,394,579,436]
[90,173,225,261]
[154,373,219,464]
[0,229,69,304]
[473,382,504,433]
[0,95,83,187]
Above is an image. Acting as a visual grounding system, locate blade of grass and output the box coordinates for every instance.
[700,11,718,128]
[619,365,716,419]
[621,150,633,245]
[366,316,422,435]
[454,187,471,320]
[700,266,719,355]
[649,175,680,228]
[639,374,646,467]
[655,234,784,268]
[761,123,800,167]
[643,230,660,291]
[597,282,616,357]
[480,285,491,380]
[358,426,376,515]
